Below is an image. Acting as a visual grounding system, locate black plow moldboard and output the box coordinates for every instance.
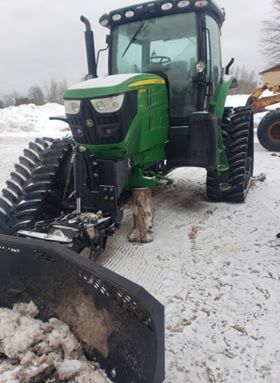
[0,234,164,383]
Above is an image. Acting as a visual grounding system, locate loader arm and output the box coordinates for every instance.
[246,84,280,113]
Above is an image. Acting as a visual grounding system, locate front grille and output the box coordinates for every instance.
[94,114,119,125]
[67,91,137,145]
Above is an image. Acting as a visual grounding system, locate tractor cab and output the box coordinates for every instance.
[101,0,225,125]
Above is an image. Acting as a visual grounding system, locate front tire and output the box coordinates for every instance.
[0,138,74,234]
[207,107,254,203]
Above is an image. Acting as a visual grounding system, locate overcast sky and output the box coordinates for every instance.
[0,0,273,96]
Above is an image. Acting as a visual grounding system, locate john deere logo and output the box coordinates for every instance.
[86,119,94,128]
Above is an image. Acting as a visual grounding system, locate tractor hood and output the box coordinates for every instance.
[64,73,165,99]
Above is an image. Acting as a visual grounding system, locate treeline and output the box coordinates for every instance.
[0,79,68,109]
[228,65,257,95]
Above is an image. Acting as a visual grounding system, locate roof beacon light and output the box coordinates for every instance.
[161,2,174,11]
[177,0,190,8]
[100,18,109,27]
[125,10,135,18]
[194,0,208,7]
[112,13,122,21]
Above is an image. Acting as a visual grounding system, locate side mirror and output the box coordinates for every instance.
[97,46,109,67]
[230,77,239,89]
[106,34,111,44]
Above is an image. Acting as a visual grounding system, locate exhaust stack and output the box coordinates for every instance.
[80,15,97,79]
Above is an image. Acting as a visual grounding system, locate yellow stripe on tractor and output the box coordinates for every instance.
[128,78,166,87]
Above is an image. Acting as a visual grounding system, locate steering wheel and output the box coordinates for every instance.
[149,55,171,65]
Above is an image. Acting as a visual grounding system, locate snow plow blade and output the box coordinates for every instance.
[0,234,164,383]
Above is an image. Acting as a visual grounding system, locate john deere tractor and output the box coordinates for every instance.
[0,1,254,382]
[0,0,254,248]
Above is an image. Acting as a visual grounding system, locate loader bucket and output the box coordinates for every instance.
[0,234,164,383]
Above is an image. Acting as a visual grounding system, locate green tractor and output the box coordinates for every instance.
[0,0,254,246]
[0,1,254,382]
[65,0,253,203]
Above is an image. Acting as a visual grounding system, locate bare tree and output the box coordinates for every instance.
[28,85,45,105]
[0,99,4,109]
[46,79,68,104]
[3,92,20,107]
[46,79,59,103]
[3,92,34,107]
[15,97,33,106]
[229,65,257,95]
[2,79,68,108]
[58,80,68,101]
[261,0,280,66]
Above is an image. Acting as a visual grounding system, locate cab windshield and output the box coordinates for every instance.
[111,13,198,119]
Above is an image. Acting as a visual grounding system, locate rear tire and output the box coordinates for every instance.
[257,110,280,152]
[0,138,74,234]
[207,107,254,203]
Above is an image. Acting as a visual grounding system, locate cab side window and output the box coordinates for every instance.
[206,16,222,90]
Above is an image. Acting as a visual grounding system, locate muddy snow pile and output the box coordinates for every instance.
[0,302,111,383]
[0,103,68,137]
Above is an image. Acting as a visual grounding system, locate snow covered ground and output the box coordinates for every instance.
[102,149,280,383]
[0,99,279,382]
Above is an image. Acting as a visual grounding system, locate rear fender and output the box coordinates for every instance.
[209,75,236,171]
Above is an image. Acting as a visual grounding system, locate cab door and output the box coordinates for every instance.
[205,15,222,104]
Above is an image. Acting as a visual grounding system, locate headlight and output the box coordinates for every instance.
[196,61,206,73]
[64,100,81,115]
[90,94,125,114]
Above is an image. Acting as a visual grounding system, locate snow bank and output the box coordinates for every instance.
[226,94,249,108]
[0,103,69,138]
[0,302,111,383]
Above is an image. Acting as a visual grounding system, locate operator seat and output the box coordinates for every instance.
[165,60,195,118]
[145,60,195,119]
